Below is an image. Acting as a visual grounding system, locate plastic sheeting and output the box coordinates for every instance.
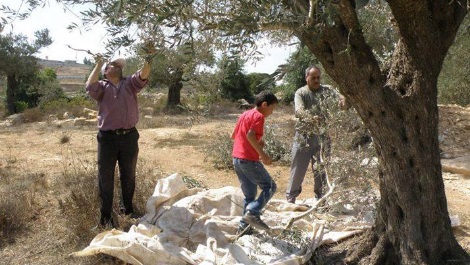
[73,173,364,264]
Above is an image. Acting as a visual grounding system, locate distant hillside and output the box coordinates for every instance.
[39,59,91,94]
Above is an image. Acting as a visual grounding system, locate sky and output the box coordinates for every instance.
[1,0,294,74]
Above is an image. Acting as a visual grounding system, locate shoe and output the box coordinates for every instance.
[120,207,141,219]
[127,212,141,219]
[241,212,270,231]
[236,225,254,237]
[120,207,134,216]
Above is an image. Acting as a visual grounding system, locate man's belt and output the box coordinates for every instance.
[101,127,136,135]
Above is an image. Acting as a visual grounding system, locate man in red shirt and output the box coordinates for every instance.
[232,90,278,235]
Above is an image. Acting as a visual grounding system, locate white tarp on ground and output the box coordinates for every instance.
[73,173,365,265]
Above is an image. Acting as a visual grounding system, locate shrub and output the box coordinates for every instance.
[0,101,6,118]
[218,56,252,102]
[58,159,100,246]
[0,171,40,248]
[22,107,45,123]
[0,188,33,247]
[274,83,296,104]
[15,101,28,113]
[41,96,95,119]
[263,124,291,165]
[204,132,234,170]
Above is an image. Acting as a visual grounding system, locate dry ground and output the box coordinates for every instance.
[0,105,469,264]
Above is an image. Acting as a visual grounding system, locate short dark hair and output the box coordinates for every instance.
[305,65,321,77]
[254,90,278,107]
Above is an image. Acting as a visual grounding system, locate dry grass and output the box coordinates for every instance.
[0,174,34,247]
[0,147,50,248]
[0,130,168,264]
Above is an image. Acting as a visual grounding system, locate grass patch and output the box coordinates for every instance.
[0,171,43,248]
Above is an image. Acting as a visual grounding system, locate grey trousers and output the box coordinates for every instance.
[286,132,330,202]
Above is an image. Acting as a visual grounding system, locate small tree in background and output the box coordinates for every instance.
[0,30,52,114]
[82,57,93,65]
[218,56,251,102]
[36,68,66,107]
[146,41,215,109]
[247,72,275,95]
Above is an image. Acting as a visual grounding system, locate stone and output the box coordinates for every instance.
[441,155,470,176]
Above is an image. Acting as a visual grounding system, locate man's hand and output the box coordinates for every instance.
[87,53,106,86]
[93,53,105,65]
[141,40,157,63]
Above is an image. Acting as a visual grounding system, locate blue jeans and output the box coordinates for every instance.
[233,158,277,227]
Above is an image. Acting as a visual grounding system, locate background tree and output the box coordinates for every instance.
[0,30,52,114]
[144,41,216,109]
[218,56,251,101]
[82,57,93,65]
[35,68,66,107]
[247,72,275,95]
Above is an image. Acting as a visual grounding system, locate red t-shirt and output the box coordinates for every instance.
[232,108,265,161]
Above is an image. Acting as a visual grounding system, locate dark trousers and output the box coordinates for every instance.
[97,129,139,224]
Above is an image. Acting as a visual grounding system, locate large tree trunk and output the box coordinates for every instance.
[166,69,183,108]
[297,0,469,264]
[6,75,18,114]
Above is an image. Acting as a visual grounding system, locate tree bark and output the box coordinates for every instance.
[296,0,469,264]
[166,68,184,108]
[6,75,18,114]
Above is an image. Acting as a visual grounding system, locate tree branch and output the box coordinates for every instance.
[308,0,319,26]
[282,183,335,231]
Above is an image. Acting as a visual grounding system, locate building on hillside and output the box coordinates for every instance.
[39,59,91,94]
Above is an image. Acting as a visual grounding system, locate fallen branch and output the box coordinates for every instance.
[283,183,335,230]
[307,220,326,254]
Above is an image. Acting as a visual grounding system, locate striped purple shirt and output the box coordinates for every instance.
[86,72,148,131]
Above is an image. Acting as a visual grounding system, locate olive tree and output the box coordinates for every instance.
[8,0,470,263]
[0,30,52,114]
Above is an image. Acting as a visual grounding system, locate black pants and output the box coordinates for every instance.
[97,129,139,224]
